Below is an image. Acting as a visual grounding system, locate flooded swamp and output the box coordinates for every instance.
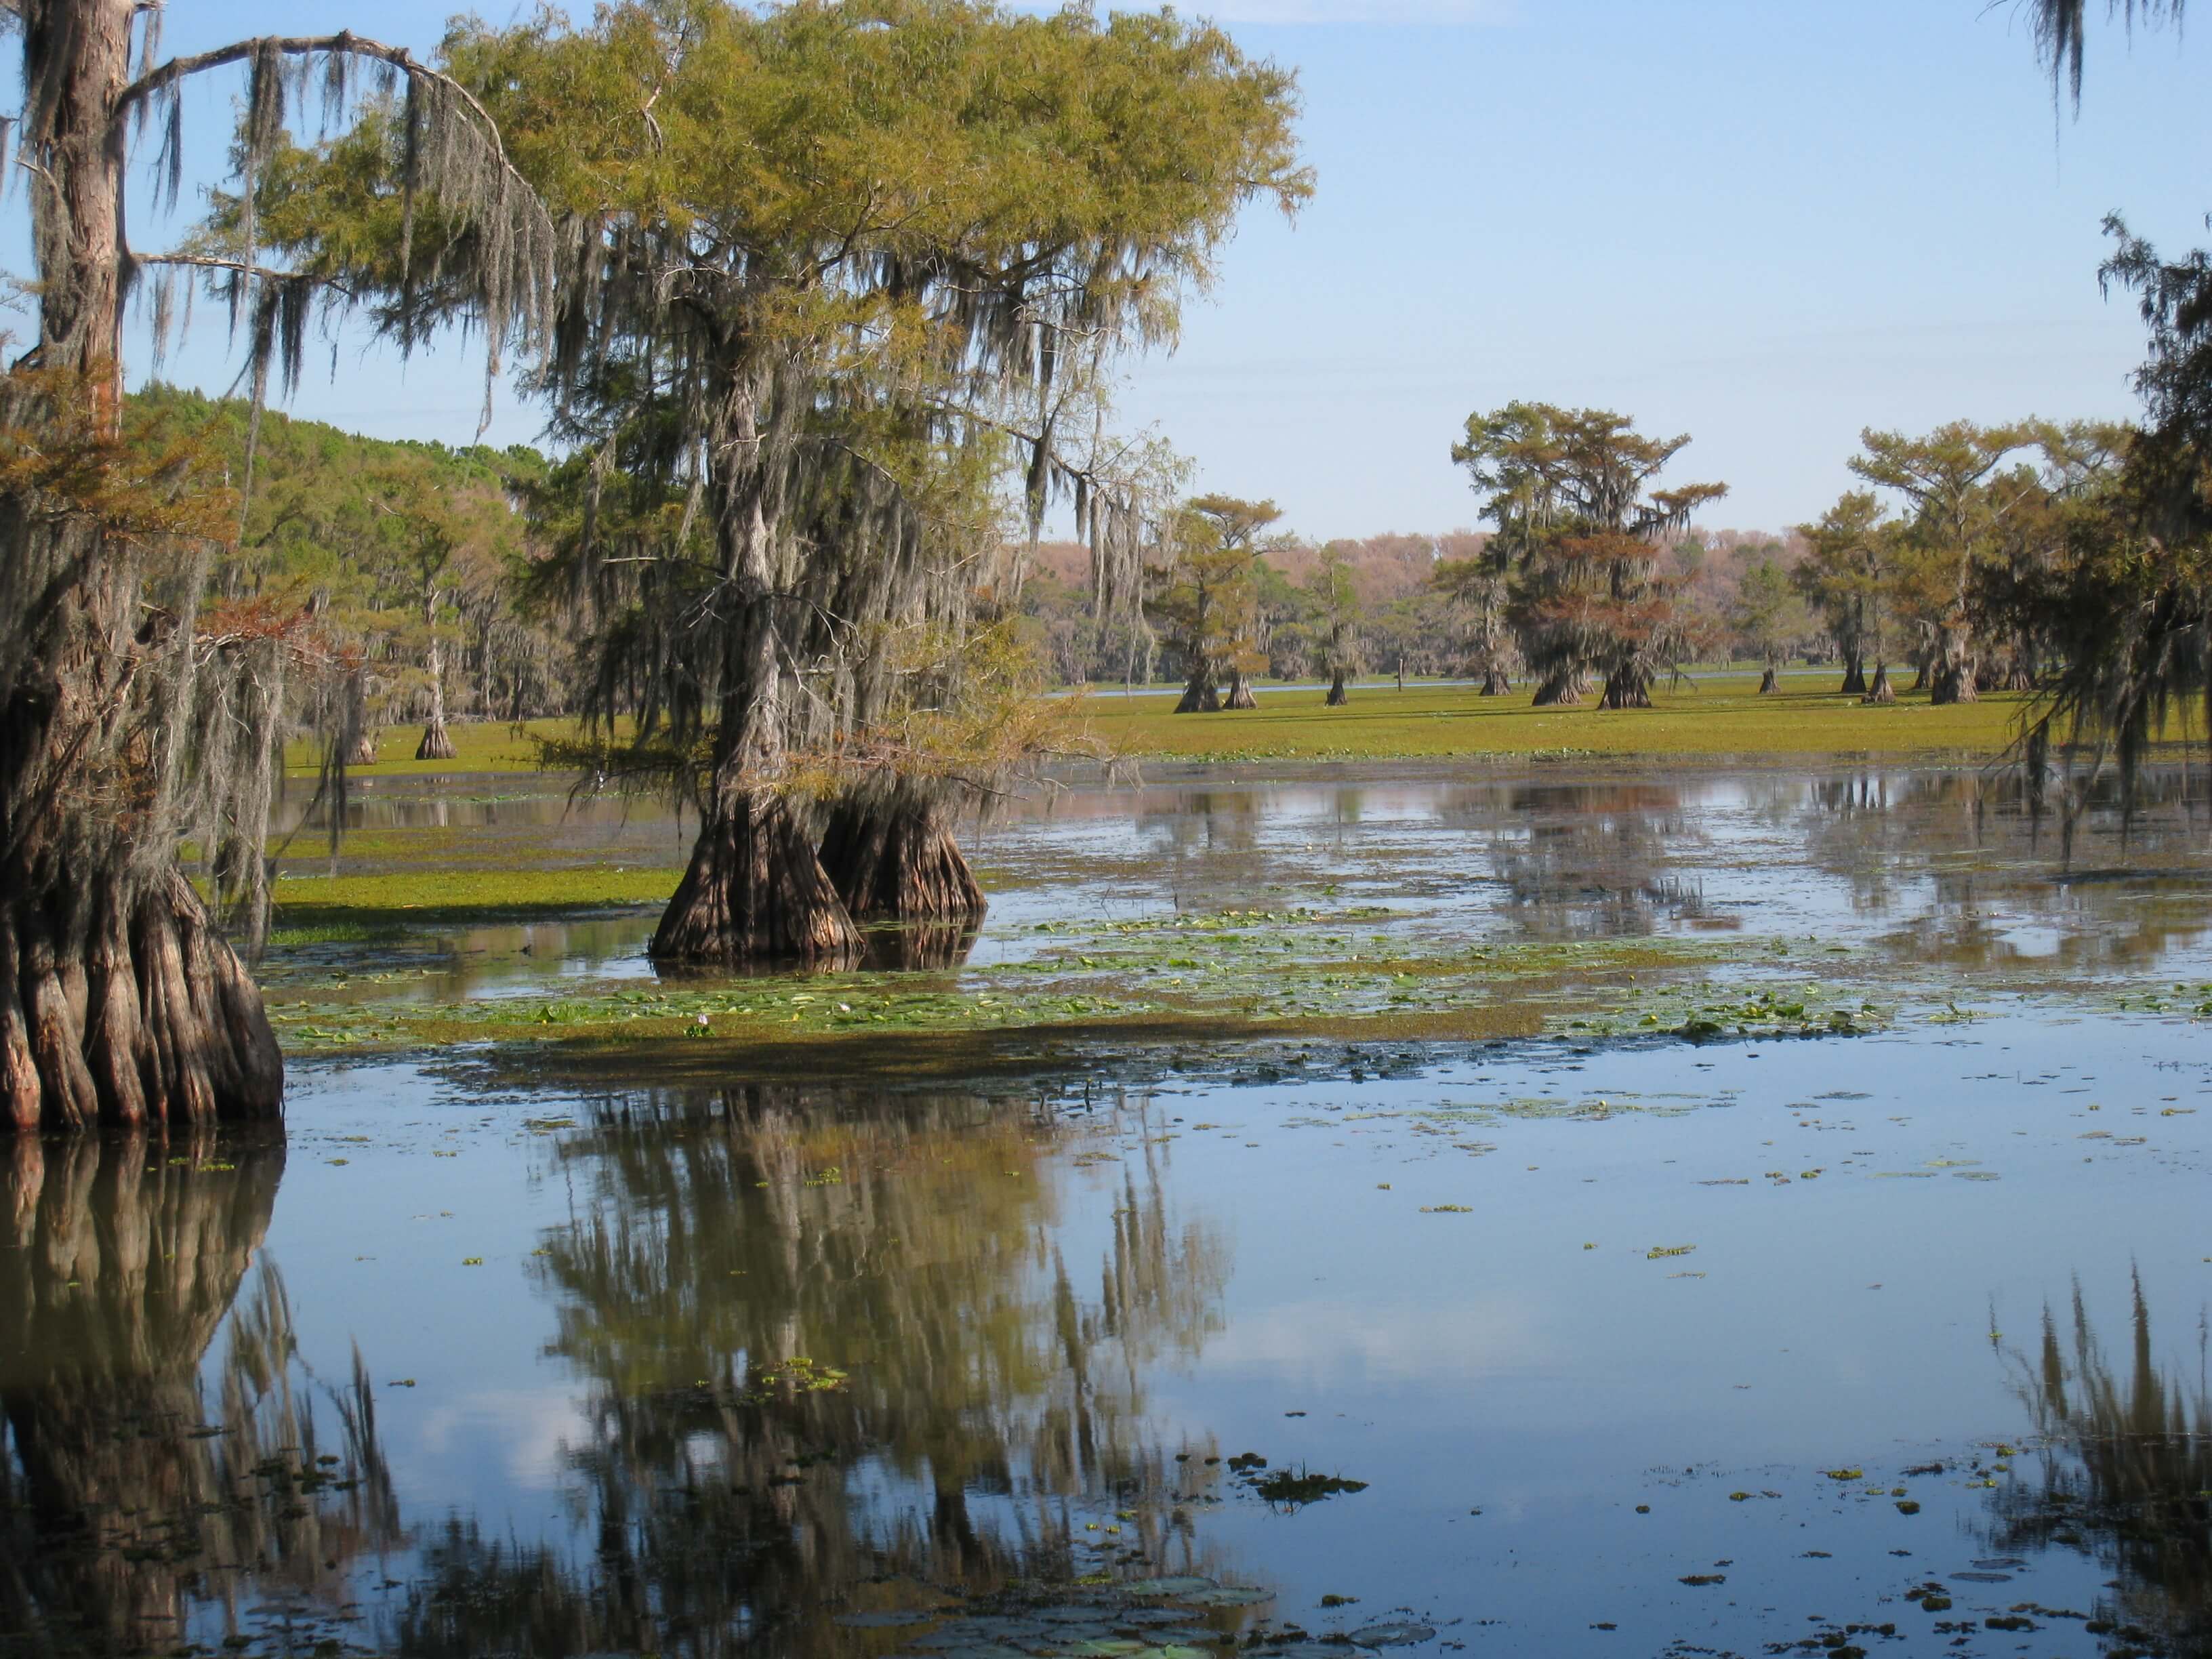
[6,759,2212,1659]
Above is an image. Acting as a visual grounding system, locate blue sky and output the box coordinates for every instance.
[44,0,2211,539]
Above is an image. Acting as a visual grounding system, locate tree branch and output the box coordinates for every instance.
[113,33,515,184]
[135,251,354,300]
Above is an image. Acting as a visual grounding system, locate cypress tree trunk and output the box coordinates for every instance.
[1599,667,1654,709]
[1839,654,1866,696]
[1929,632,1978,705]
[414,631,456,760]
[1530,670,1585,707]
[1480,668,1511,696]
[346,730,380,766]
[1,0,283,1132]
[1863,663,1897,704]
[1223,667,1257,710]
[1174,668,1221,713]
[818,795,986,923]
[653,787,858,965]
[651,408,859,967]
[1324,669,1349,706]
[1758,665,1780,695]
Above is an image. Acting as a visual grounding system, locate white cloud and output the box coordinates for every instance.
[1201,1294,1551,1386]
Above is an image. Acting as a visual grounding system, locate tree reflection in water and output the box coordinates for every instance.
[393,1084,1233,1659]
[0,1133,397,1658]
[1992,1275,2211,1655]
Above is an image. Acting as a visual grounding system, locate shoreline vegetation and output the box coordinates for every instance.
[253,685,2205,1076]
[285,672,2061,781]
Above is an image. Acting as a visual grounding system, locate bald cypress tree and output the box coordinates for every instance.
[0,3,551,1132]
[258,1,1306,966]
[1452,403,1725,708]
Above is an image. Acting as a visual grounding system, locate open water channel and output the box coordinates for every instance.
[6,761,2212,1659]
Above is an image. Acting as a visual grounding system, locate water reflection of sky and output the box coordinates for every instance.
[269,762,2212,1000]
[18,761,2200,1654]
[127,1002,2201,1657]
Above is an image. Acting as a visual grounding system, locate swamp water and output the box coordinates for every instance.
[7,762,2212,1659]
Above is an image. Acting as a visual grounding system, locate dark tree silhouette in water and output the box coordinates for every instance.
[0,3,552,1131]
[0,1134,398,1652]
[384,1083,1233,1657]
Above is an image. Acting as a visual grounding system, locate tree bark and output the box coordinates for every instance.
[1863,663,1897,704]
[1839,654,1866,696]
[1174,669,1221,714]
[1599,668,1653,710]
[1757,665,1780,695]
[1530,670,1585,707]
[0,876,283,1133]
[1223,667,1257,710]
[652,791,859,966]
[818,796,986,924]
[1324,669,1349,706]
[415,628,456,758]
[1929,656,1978,705]
[651,398,861,968]
[346,730,380,766]
[0,5,284,1132]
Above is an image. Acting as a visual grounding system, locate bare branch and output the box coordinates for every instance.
[135,250,354,300]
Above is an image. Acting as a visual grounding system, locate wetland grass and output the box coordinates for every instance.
[279,680,2066,777]
[267,865,681,941]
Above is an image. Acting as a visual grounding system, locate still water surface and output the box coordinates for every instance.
[7,762,2212,1659]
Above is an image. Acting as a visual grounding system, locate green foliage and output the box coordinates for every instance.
[2018,221,2212,829]
[1147,495,1286,705]
[1452,402,1727,708]
[1727,552,1807,669]
[130,386,566,732]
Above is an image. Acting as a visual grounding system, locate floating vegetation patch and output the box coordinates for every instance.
[1246,1465,1372,1509]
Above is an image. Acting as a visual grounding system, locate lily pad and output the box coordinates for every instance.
[1182,1589,1273,1609]
[838,1613,938,1630]
[1119,1578,1218,1599]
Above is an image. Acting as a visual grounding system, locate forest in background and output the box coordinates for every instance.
[148,380,1830,754]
